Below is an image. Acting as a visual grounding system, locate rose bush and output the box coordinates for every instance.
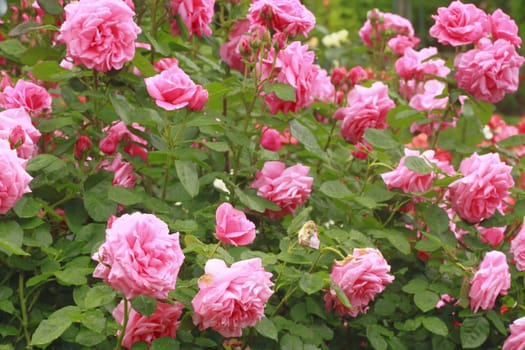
[1,1,525,349]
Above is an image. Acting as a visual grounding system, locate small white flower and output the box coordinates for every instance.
[213,178,230,194]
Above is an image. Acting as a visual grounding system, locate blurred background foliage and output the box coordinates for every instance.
[304,0,525,116]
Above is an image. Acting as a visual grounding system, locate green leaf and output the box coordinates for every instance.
[422,317,448,336]
[286,206,313,235]
[497,134,525,148]
[26,154,66,173]
[110,94,133,124]
[319,180,352,199]
[415,239,441,252]
[0,300,15,314]
[234,187,280,213]
[423,205,450,234]
[84,285,116,309]
[385,229,410,255]
[75,329,106,347]
[299,272,325,295]
[386,105,424,128]
[403,156,433,175]
[414,291,439,312]
[31,61,76,82]
[54,268,90,286]
[108,186,143,205]
[363,128,399,149]
[460,317,489,349]
[280,333,303,350]
[132,52,157,77]
[0,39,26,58]
[150,337,180,350]
[130,295,157,316]
[486,310,507,335]
[175,160,199,197]
[366,325,388,350]
[81,309,106,333]
[84,183,118,222]
[264,83,296,102]
[290,119,322,155]
[204,142,230,152]
[254,317,278,341]
[31,307,81,346]
[0,221,27,256]
[331,281,352,310]
[8,21,43,37]
[37,117,76,133]
[37,0,64,15]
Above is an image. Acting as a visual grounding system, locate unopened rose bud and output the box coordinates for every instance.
[74,135,92,158]
[298,220,320,249]
[8,125,25,149]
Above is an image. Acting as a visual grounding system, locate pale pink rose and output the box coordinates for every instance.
[395,47,450,81]
[429,0,489,46]
[260,42,318,114]
[0,108,40,159]
[443,206,470,240]
[0,80,52,114]
[58,0,141,72]
[153,58,179,72]
[469,250,510,312]
[219,19,251,72]
[170,0,215,38]
[387,34,420,55]
[145,64,208,111]
[359,11,414,48]
[448,153,514,223]
[251,161,313,219]
[260,127,282,152]
[113,300,184,349]
[101,153,137,188]
[510,218,525,271]
[454,38,525,103]
[490,9,521,47]
[0,139,32,214]
[334,82,395,144]
[325,248,394,317]
[381,149,438,193]
[215,203,256,246]
[435,293,454,309]
[122,0,134,10]
[99,121,148,162]
[311,67,335,104]
[503,317,525,350]
[248,0,315,37]
[478,225,506,247]
[409,80,448,112]
[191,258,273,337]
[92,212,185,299]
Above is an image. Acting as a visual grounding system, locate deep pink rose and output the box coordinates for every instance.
[215,203,256,246]
[74,135,92,159]
[478,225,505,247]
[170,0,215,38]
[334,82,395,144]
[490,9,522,47]
[191,258,274,337]
[220,19,251,72]
[387,34,420,55]
[248,0,315,37]
[510,218,525,271]
[0,80,52,114]
[448,153,514,223]
[260,42,318,114]
[429,0,489,46]
[113,300,184,349]
[101,153,137,189]
[58,0,141,72]
[469,250,510,312]
[503,316,525,350]
[251,161,313,219]
[99,121,148,162]
[324,248,394,317]
[454,38,525,103]
[145,64,208,111]
[0,139,32,214]
[92,212,185,299]
[260,127,282,152]
[381,149,438,193]
[0,108,40,159]
[359,11,414,48]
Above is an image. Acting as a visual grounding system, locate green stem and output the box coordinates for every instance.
[207,242,221,259]
[18,273,31,346]
[115,299,129,350]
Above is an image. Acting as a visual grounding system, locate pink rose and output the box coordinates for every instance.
[381,149,438,193]
[92,212,185,299]
[0,80,52,114]
[311,67,335,104]
[191,258,274,337]
[251,161,313,219]
[510,218,525,271]
[259,42,318,114]
[469,250,510,312]
[429,0,489,46]
[503,316,525,350]
[74,135,92,159]
[58,0,141,72]
[359,11,414,48]
[99,121,148,162]
[454,38,525,103]
[215,203,256,246]
[153,58,179,72]
[248,0,315,37]
[334,82,395,144]
[0,108,40,159]
[145,64,208,111]
[324,248,394,317]
[490,9,522,47]
[0,139,32,214]
[101,153,137,189]
[260,127,282,152]
[220,19,251,72]
[478,225,505,247]
[409,80,448,112]
[170,0,215,38]
[395,47,450,81]
[448,153,514,223]
[387,34,420,55]
[113,300,184,349]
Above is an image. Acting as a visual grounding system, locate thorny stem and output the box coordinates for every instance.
[115,298,129,350]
